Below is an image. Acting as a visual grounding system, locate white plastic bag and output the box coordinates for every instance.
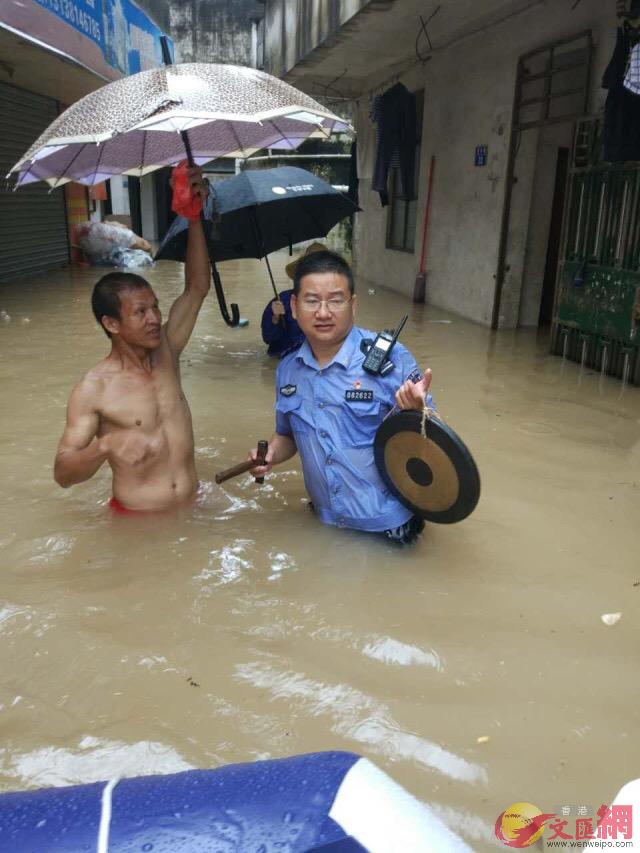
[75,221,152,264]
[109,247,154,269]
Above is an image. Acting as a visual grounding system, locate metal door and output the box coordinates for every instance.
[0,82,69,281]
[492,31,593,329]
[552,117,640,384]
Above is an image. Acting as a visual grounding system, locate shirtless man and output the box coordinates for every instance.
[54,167,209,512]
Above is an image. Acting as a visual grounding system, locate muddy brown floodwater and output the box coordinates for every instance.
[0,251,638,851]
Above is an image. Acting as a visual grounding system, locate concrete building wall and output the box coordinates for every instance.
[263,0,372,77]
[170,0,265,65]
[351,0,613,327]
[137,0,171,31]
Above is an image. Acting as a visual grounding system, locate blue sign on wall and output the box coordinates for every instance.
[34,0,103,46]
[475,145,488,167]
[33,0,171,75]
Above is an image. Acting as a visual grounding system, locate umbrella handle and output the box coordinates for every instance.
[160,35,241,328]
[187,149,240,327]
[180,135,241,327]
[211,263,241,327]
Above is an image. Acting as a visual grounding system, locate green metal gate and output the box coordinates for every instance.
[552,118,640,384]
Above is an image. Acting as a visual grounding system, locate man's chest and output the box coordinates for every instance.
[99,367,183,430]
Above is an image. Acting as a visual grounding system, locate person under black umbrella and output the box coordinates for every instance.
[156,167,359,330]
[260,242,326,357]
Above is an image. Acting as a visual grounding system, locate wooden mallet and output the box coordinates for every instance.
[215,440,269,485]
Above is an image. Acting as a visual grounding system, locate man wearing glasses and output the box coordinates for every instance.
[249,251,436,545]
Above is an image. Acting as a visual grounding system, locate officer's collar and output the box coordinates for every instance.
[296,325,359,370]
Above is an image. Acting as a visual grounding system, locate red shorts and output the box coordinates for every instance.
[108,496,142,515]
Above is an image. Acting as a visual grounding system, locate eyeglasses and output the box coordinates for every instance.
[297,296,353,312]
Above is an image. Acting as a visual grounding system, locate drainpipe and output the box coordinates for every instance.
[140,173,158,242]
[191,0,198,60]
[251,19,258,68]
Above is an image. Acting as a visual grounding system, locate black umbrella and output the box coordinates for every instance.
[156,166,359,301]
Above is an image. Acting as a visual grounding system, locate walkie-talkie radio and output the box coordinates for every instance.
[362,314,408,376]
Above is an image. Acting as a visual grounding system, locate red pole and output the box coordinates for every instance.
[413,155,436,303]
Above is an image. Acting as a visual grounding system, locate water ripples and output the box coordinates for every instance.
[233,662,486,786]
[362,636,443,670]
[196,539,256,587]
[2,737,193,789]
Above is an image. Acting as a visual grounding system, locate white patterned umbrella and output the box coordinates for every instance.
[8,63,348,188]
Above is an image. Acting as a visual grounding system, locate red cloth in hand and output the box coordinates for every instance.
[171,160,202,221]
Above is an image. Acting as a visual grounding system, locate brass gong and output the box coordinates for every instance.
[374,411,480,523]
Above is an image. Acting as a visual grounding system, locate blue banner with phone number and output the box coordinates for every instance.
[33,0,171,75]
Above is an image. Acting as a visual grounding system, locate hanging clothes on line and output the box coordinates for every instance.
[624,41,640,93]
[370,82,417,207]
[370,95,402,169]
[602,24,640,162]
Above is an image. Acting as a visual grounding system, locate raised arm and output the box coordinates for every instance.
[54,379,107,487]
[166,168,211,356]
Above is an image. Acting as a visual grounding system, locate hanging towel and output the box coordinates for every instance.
[371,83,417,207]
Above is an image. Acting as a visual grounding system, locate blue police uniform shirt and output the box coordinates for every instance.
[274,324,436,533]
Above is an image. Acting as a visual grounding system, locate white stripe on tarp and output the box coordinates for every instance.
[329,758,472,853]
[611,779,640,850]
[97,777,121,853]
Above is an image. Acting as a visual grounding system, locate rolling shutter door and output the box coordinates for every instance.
[0,82,69,281]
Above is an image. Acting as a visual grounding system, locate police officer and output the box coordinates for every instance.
[249,251,437,544]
